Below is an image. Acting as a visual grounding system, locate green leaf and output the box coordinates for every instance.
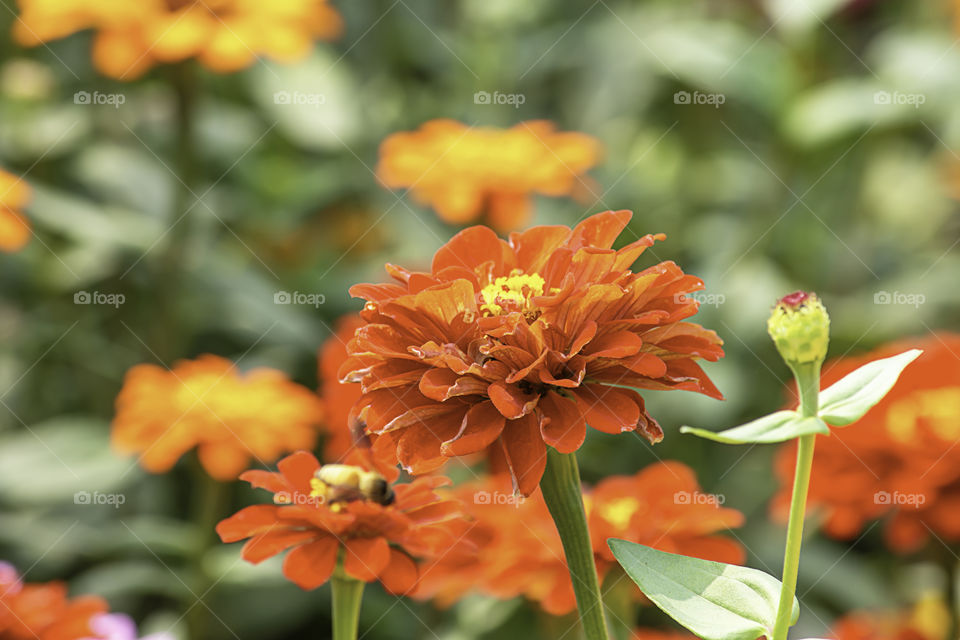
[819,349,922,426]
[608,539,798,640]
[680,410,829,444]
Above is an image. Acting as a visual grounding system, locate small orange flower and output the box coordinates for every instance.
[377,119,602,230]
[772,334,960,552]
[216,451,475,592]
[0,168,31,252]
[632,631,696,640]
[0,562,107,640]
[341,210,723,495]
[415,462,743,615]
[112,354,322,480]
[13,0,342,79]
[831,596,949,640]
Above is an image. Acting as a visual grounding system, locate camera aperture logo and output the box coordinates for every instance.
[74,291,125,308]
[673,90,725,108]
[274,291,325,308]
[74,490,125,509]
[474,90,525,109]
[273,91,326,108]
[873,91,925,109]
[473,490,524,508]
[874,490,926,508]
[74,90,125,109]
[273,490,322,506]
[874,290,925,309]
[674,291,725,308]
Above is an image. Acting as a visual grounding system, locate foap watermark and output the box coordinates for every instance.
[674,491,725,506]
[74,491,125,508]
[474,90,525,108]
[273,91,326,108]
[74,291,125,308]
[675,291,726,308]
[274,491,323,506]
[673,90,725,108]
[874,291,925,309]
[874,490,926,508]
[874,90,925,108]
[473,490,524,508]
[74,90,125,109]
[274,291,325,308]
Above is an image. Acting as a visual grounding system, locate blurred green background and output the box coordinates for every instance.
[1,0,959,638]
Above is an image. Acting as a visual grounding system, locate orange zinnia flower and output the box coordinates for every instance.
[216,451,474,592]
[0,169,30,252]
[112,354,322,480]
[415,462,743,615]
[318,315,366,461]
[0,562,107,640]
[632,631,696,640]
[772,334,960,552]
[377,119,602,230]
[341,210,723,495]
[13,0,342,79]
[831,596,949,640]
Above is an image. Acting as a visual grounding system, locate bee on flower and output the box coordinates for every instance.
[216,451,475,592]
[340,210,724,495]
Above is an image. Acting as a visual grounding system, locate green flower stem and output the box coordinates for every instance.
[540,448,610,640]
[771,362,820,640]
[332,559,365,640]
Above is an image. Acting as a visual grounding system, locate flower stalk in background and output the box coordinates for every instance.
[610,292,922,640]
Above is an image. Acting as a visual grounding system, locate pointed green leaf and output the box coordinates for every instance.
[819,349,922,426]
[680,410,829,444]
[608,539,798,640]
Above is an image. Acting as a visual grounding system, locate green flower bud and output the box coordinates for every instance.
[767,291,830,366]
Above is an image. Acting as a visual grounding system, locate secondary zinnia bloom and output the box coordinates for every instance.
[318,315,366,461]
[0,562,107,640]
[13,0,342,79]
[772,334,960,552]
[341,210,723,495]
[112,354,322,480]
[0,168,31,252]
[377,119,602,230]
[415,462,743,615]
[831,595,950,640]
[632,631,696,640]
[216,451,475,592]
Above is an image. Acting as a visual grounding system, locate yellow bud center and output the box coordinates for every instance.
[479,270,546,316]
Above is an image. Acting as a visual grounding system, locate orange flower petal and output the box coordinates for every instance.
[242,529,319,564]
[282,536,339,590]
[538,392,586,454]
[499,414,547,496]
[343,537,391,581]
[574,384,640,435]
[441,400,506,456]
[380,549,419,595]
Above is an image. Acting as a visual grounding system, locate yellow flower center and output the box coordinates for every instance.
[479,270,546,316]
[597,497,641,529]
[886,387,960,443]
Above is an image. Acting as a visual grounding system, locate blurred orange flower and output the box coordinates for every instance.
[0,169,31,252]
[13,0,342,79]
[318,315,365,461]
[415,462,743,615]
[341,210,723,495]
[831,596,949,640]
[0,562,107,640]
[632,631,696,640]
[216,451,475,592]
[772,334,960,552]
[377,119,602,230]
[112,354,322,480]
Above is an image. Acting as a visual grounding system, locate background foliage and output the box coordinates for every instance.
[0,0,958,637]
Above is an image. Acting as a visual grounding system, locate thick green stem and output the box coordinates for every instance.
[771,362,820,640]
[540,448,610,640]
[332,561,365,640]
